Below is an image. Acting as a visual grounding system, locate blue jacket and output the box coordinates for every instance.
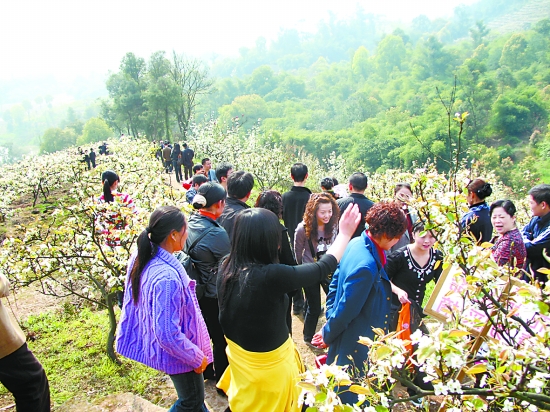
[522,212,550,282]
[323,232,391,378]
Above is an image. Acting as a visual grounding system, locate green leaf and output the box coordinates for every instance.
[375,406,389,412]
[349,384,371,395]
[315,392,327,403]
[536,301,549,315]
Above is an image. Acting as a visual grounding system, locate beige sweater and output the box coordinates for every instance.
[0,274,25,359]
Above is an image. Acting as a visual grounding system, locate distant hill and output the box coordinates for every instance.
[486,0,550,33]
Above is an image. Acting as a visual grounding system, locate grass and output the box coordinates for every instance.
[0,306,168,408]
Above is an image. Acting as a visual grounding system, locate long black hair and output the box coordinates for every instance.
[129,206,186,303]
[102,170,119,203]
[219,208,281,305]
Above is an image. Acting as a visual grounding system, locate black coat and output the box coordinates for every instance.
[282,186,312,244]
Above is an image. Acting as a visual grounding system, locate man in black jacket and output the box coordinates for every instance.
[218,171,254,240]
[282,162,311,316]
[181,143,194,180]
[522,183,550,284]
[337,172,374,239]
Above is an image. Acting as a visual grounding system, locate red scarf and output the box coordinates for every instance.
[199,210,218,220]
[367,232,387,265]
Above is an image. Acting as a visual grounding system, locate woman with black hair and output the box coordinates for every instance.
[186,182,231,385]
[386,221,443,326]
[490,200,526,269]
[460,178,493,243]
[217,205,360,412]
[320,177,340,200]
[116,206,212,412]
[255,190,296,333]
[99,170,135,209]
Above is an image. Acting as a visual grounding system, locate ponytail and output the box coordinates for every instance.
[101,170,119,203]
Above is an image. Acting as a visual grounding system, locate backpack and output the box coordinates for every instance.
[175,227,214,300]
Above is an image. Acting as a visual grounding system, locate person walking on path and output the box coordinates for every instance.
[182,143,195,180]
[89,148,96,168]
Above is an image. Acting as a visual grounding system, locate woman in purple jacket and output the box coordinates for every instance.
[116,206,212,412]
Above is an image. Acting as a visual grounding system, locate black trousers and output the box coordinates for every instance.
[0,343,50,412]
[184,164,193,180]
[198,297,228,383]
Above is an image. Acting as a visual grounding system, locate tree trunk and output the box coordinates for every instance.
[106,292,121,365]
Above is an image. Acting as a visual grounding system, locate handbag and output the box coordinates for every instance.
[175,228,214,300]
[396,302,413,356]
[308,239,332,294]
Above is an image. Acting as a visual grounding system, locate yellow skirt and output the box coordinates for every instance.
[217,336,305,412]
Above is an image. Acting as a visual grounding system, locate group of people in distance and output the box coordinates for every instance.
[3,146,550,412]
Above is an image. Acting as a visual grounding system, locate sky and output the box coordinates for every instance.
[1,0,478,80]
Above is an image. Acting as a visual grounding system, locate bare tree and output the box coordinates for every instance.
[170,52,213,138]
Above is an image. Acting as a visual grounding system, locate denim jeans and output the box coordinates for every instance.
[169,371,209,412]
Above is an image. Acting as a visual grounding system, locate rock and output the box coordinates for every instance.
[57,393,164,412]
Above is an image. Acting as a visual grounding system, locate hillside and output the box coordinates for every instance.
[487,0,550,33]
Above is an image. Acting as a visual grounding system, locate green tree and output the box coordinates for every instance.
[40,128,77,153]
[78,118,113,145]
[499,33,529,70]
[351,46,371,80]
[105,52,146,138]
[470,21,490,47]
[375,35,406,79]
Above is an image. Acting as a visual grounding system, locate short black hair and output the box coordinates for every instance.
[183,143,188,148]
[227,171,254,199]
[201,158,210,165]
[193,164,204,174]
[216,162,233,182]
[192,174,208,187]
[528,184,550,205]
[320,177,334,190]
[490,199,517,217]
[290,163,308,183]
[349,172,368,191]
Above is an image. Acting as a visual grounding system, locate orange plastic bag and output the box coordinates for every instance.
[396,302,413,356]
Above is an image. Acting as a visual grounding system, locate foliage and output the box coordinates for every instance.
[40,127,77,154]
[297,118,550,411]
[77,117,113,145]
[102,51,212,140]
[0,137,187,361]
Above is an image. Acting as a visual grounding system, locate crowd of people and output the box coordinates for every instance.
[3,145,550,411]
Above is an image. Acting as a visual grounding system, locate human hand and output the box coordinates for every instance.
[338,204,361,238]
[311,332,328,349]
[396,288,410,304]
[194,356,208,374]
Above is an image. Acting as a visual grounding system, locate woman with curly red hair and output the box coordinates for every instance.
[312,201,407,405]
[294,193,340,345]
